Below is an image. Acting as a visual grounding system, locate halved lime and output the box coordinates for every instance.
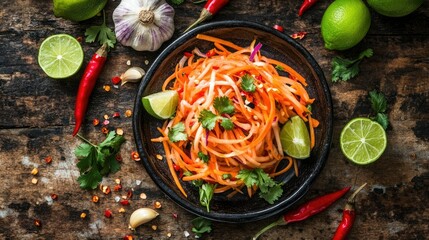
[340,117,387,165]
[280,116,311,159]
[38,34,84,79]
[142,90,179,119]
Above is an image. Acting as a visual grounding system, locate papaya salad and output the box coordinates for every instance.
[148,34,319,212]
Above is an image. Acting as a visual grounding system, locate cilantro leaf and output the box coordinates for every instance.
[220,117,234,130]
[332,48,373,82]
[369,90,387,113]
[368,90,389,130]
[75,131,125,189]
[275,65,284,71]
[214,96,235,115]
[170,0,185,5]
[85,11,116,49]
[241,74,256,93]
[199,109,218,130]
[198,151,209,163]
[199,183,216,212]
[168,122,188,142]
[191,217,212,238]
[237,168,283,204]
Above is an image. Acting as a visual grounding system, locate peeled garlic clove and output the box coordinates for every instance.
[121,67,145,86]
[129,208,159,230]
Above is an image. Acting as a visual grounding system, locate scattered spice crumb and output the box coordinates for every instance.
[127,190,133,199]
[103,114,109,120]
[93,118,100,126]
[104,209,113,218]
[123,235,133,240]
[151,225,158,230]
[135,180,142,186]
[101,127,109,134]
[44,156,52,164]
[167,232,172,238]
[116,154,123,162]
[103,85,111,92]
[184,231,190,237]
[31,168,38,175]
[31,178,38,184]
[172,213,178,219]
[154,201,162,209]
[125,110,132,117]
[103,119,110,126]
[126,60,131,65]
[114,184,122,191]
[144,60,149,65]
[140,193,147,199]
[120,199,130,206]
[34,219,42,227]
[92,195,99,203]
[290,31,307,40]
[115,178,121,184]
[116,128,124,136]
[119,207,126,213]
[112,76,121,85]
[80,212,87,219]
[156,154,163,160]
[101,185,111,195]
[113,112,120,118]
[50,193,58,200]
[115,196,121,202]
[131,151,140,161]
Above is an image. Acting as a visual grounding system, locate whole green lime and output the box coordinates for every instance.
[53,0,108,22]
[321,0,371,51]
[367,0,424,17]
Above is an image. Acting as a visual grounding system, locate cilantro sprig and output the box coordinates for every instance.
[191,217,212,238]
[85,11,116,49]
[75,131,125,189]
[240,74,256,93]
[198,97,235,130]
[168,122,188,142]
[332,48,373,82]
[369,90,389,129]
[236,168,283,204]
[199,183,216,212]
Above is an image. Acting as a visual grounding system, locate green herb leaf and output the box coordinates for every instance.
[369,90,387,113]
[198,151,209,163]
[168,122,188,142]
[75,131,125,189]
[332,48,373,82]
[220,117,234,130]
[222,173,231,180]
[85,11,116,49]
[374,113,389,130]
[241,74,256,93]
[199,109,218,130]
[199,183,216,212]
[170,0,185,5]
[275,65,284,71]
[191,217,212,238]
[214,96,235,115]
[236,168,283,204]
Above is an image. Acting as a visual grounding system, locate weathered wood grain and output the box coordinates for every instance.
[0,0,428,239]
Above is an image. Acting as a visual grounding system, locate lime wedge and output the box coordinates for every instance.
[38,34,84,79]
[142,90,179,119]
[280,116,311,159]
[340,117,387,165]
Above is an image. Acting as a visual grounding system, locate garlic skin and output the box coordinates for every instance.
[121,67,145,85]
[129,208,159,230]
[113,0,175,51]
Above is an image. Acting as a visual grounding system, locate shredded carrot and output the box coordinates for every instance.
[150,34,318,199]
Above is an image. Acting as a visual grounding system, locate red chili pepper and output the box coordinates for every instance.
[298,0,320,16]
[184,0,230,33]
[332,183,367,240]
[273,24,284,32]
[72,44,108,136]
[253,186,351,240]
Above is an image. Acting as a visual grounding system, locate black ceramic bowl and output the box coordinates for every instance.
[133,21,332,223]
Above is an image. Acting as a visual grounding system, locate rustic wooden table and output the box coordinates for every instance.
[0,0,428,239]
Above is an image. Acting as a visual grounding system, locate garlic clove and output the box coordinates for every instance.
[120,67,145,86]
[129,207,159,230]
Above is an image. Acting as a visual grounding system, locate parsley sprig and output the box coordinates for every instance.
[236,168,283,204]
[198,97,235,130]
[74,131,125,189]
[85,11,116,49]
[369,90,389,129]
[332,48,373,82]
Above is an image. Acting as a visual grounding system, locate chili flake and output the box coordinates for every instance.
[291,31,307,40]
[127,190,133,199]
[120,199,130,206]
[131,151,140,161]
[103,85,111,92]
[101,127,109,134]
[119,207,126,213]
[44,156,52,164]
[31,168,38,175]
[112,76,122,85]
[92,195,99,203]
[104,209,113,218]
[34,219,42,227]
[115,154,123,161]
[273,24,284,32]
[123,235,133,240]
[101,185,111,195]
[103,119,110,126]
[114,184,122,192]
[92,118,100,126]
[80,212,87,219]
[50,193,58,200]
[113,112,121,118]
[125,110,132,117]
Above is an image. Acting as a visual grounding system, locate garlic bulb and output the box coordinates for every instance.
[113,0,175,51]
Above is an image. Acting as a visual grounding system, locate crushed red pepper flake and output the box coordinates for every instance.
[123,235,133,240]
[34,219,42,227]
[76,36,83,42]
[125,110,132,117]
[92,195,99,203]
[120,199,130,206]
[113,112,120,118]
[115,154,123,161]
[104,209,113,218]
[50,193,58,200]
[112,76,122,85]
[131,151,140,161]
[101,185,111,195]
[80,212,87,219]
[154,201,162,209]
[101,127,109,134]
[273,24,284,32]
[103,85,111,92]
[92,118,100,126]
[291,31,307,40]
[31,168,38,175]
[44,156,52,164]
[127,190,133,199]
[114,184,122,192]
[172,213,178,219]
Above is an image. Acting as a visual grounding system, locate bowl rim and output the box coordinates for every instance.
[133,20,333,223]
